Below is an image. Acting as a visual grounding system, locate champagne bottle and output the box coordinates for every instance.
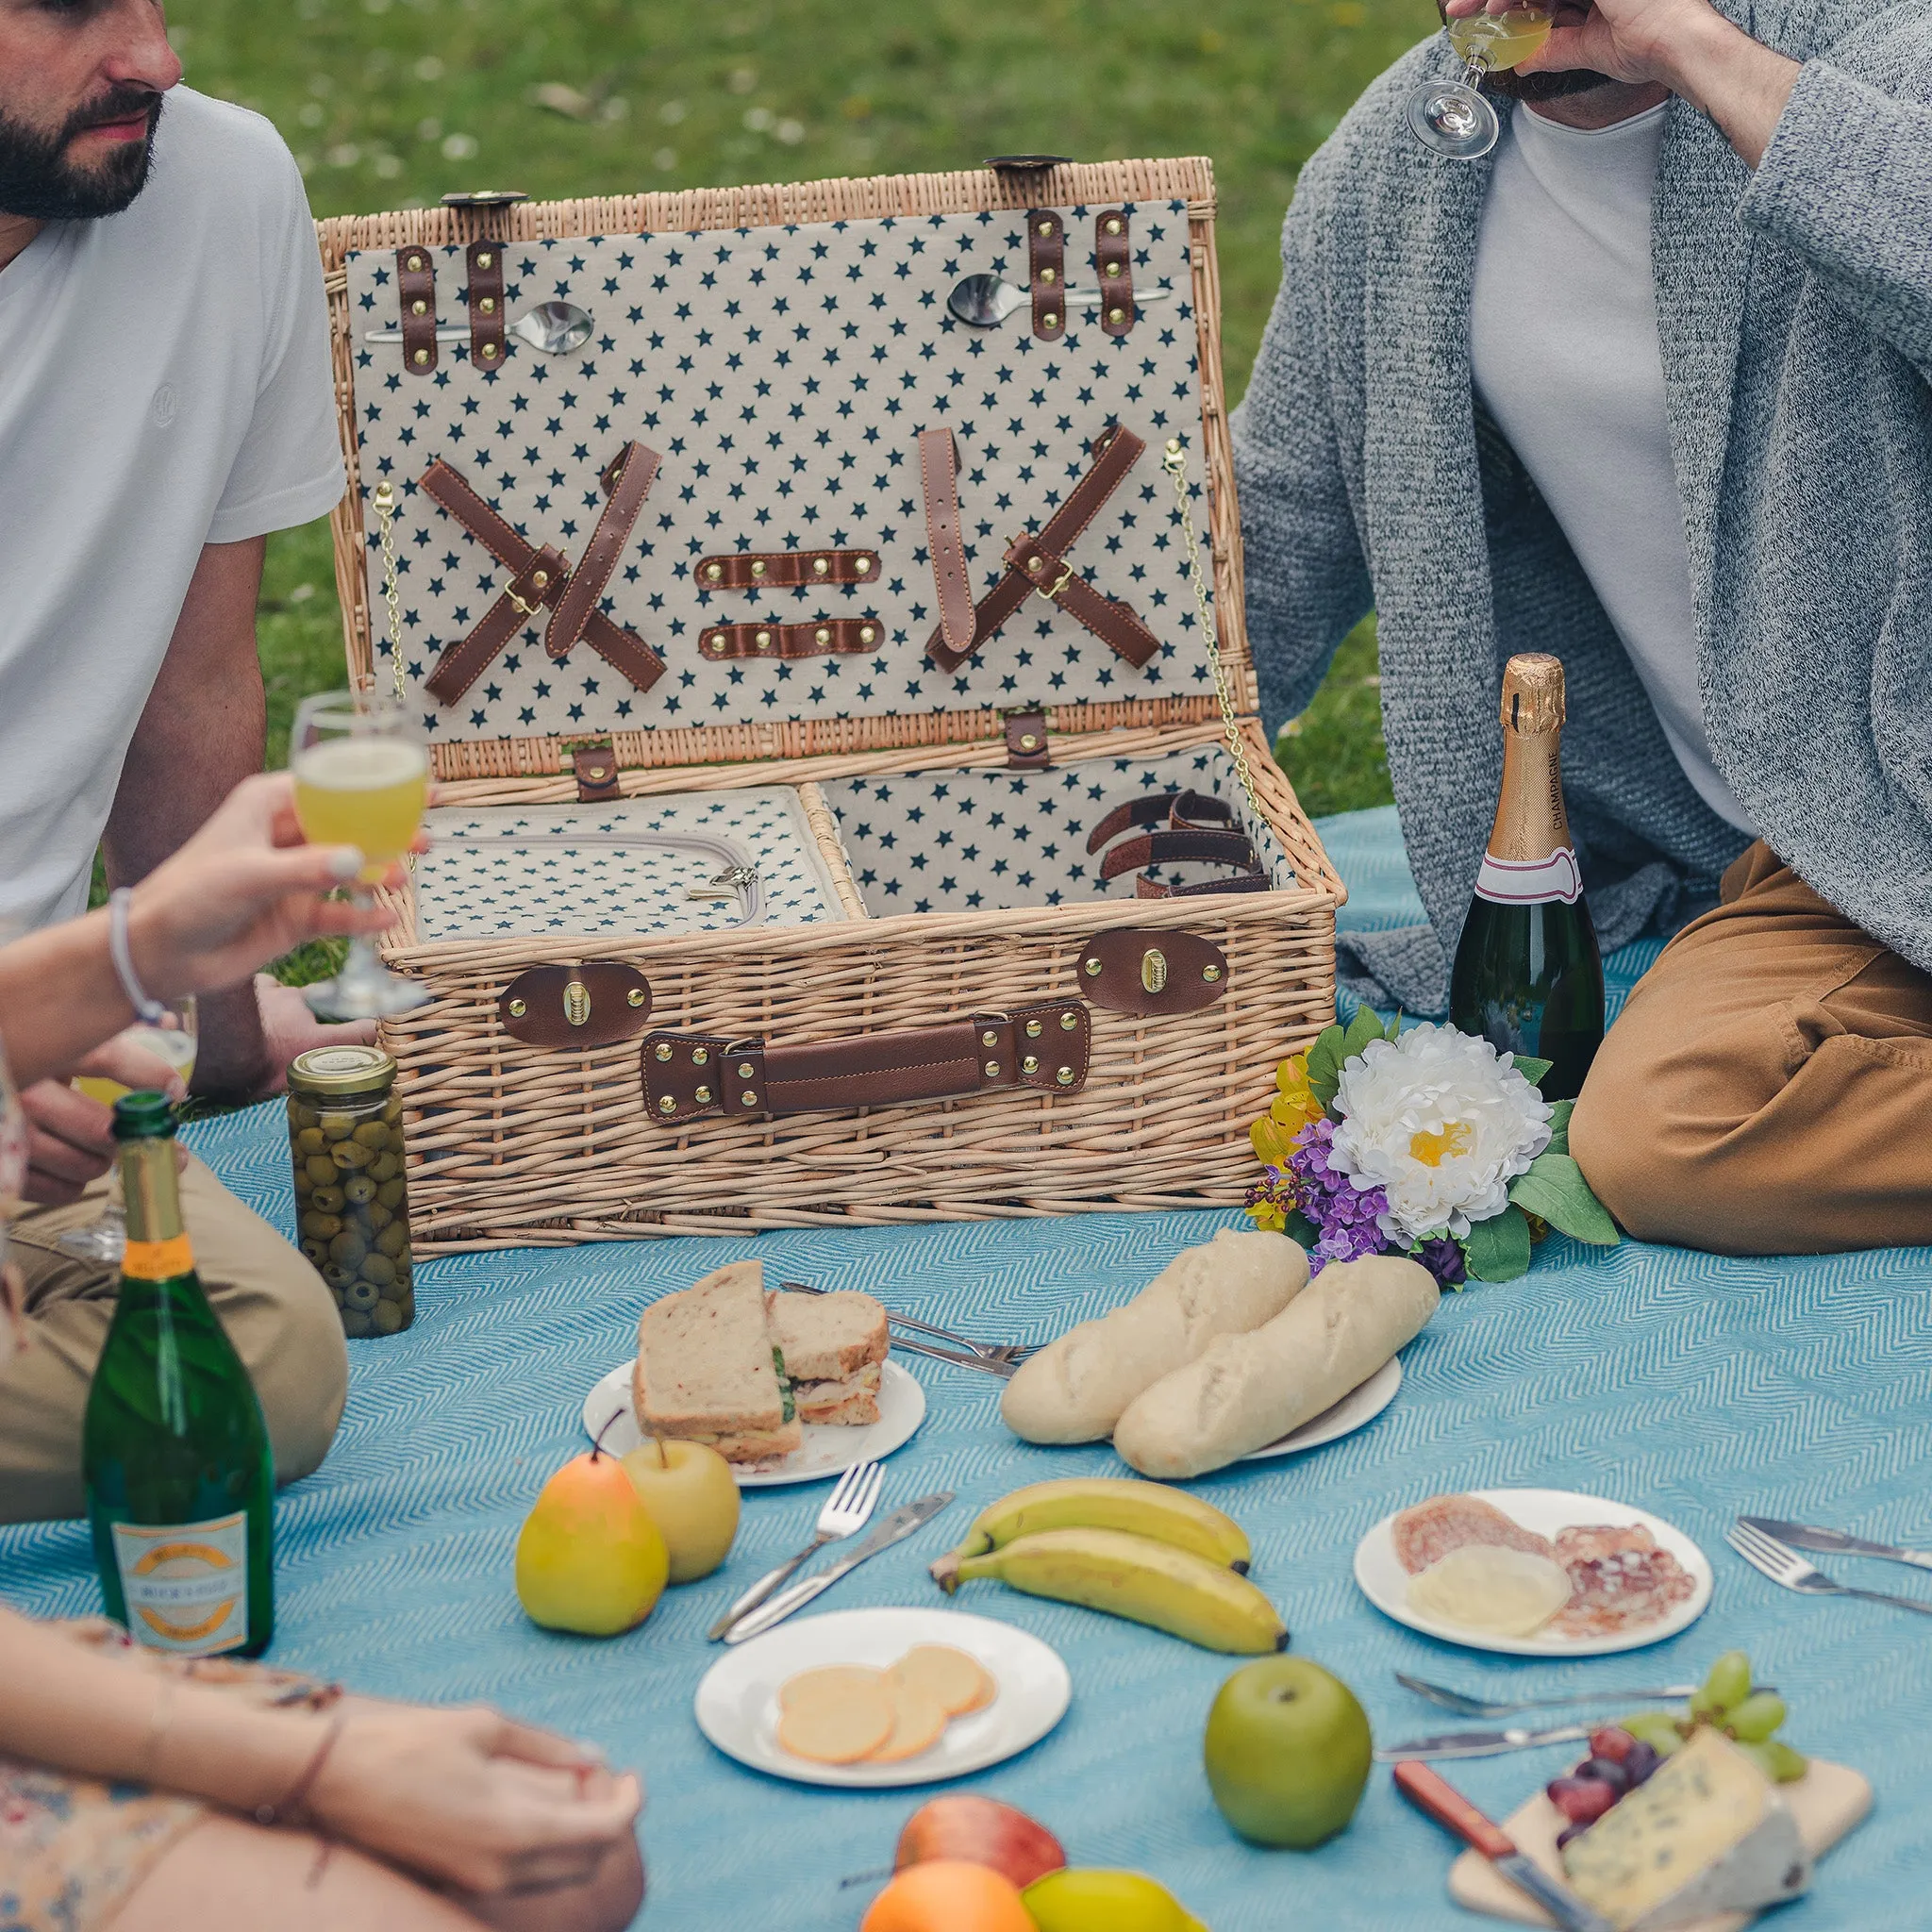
[83,1091,275,1657]
[1450,653,1605,1100]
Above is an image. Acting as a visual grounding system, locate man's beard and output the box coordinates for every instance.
[0,86,163,221]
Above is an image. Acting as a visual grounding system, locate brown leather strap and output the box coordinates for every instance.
[1098,829,1258,883]
[466,241,507,369]
[1027,209,1066,341]
[1095,208,1134,338]
[1136,870,1271,899]
[643,1001,1091,1124]
[397,247,438,375]
[693,550,879,591]
[1005,708,1050,770]
[545,443,658,662]
[698,619,882,661]
[1003,537,1160,670]
[571,741,620,801]
[918,428,975,658]
[926,425,1149,675]
[1086,789,1235,855]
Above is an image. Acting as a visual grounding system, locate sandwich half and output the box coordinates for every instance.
[766,1288,890,1425]
[633,1260,802,1463]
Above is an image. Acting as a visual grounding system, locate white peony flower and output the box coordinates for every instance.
[1328,1023,1553,1244]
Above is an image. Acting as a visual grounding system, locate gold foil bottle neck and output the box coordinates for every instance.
[120,1137,186,1244]
[1500,653,1566,735]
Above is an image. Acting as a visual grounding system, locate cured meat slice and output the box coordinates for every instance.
[1391,1493,1557,1576]
[1547,1524,1696,1638]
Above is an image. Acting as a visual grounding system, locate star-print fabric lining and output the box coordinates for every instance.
[343,202,1215,744]
[818,746,1293,918]
[412,788,848,939]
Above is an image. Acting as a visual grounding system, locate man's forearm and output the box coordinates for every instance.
[1661,5,1801,167]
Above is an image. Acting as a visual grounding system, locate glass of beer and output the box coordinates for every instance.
[290,691,431,1021]
[1407,3,1553,160]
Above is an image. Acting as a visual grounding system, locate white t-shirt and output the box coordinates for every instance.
[0,87,345,932]
[1470,100,1755,835]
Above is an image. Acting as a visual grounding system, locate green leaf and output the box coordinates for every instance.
[1509,1153,1620,1246]
[1283,1208,1322,1251]
[1461,1206,1532,1282]
[1510,1055,1554,1086]
[1341,1007,1389,1060]
[1545,1098,1574,1158]
[1305,1024,1347,1109]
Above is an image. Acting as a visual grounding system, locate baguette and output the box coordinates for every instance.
[999,1228,1309,1444]
[1112,1253,1438,1478]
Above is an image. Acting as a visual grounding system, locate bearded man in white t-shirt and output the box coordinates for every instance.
[1235,0,1932,1257]
[0,2,353,1518]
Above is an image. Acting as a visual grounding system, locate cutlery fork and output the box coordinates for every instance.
[778,1279,1037,1367]
[1726,1521,1932,1617]
[1394,1673,1701,1719]
[706,1459,883,1641]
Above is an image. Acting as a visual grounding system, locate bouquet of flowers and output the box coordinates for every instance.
[1245,1010,1618,1285]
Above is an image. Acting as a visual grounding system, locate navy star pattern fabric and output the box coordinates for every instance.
[343,202,1213,743]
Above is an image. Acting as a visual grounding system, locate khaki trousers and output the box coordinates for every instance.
[0,1155,348,1524]
[1570,842,1932,1256]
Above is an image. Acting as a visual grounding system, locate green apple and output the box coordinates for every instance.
[1021,1869,1191,1932]
[1203,1657,1372,1848]
[621,1436,741,1583]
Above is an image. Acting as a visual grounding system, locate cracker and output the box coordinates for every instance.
[775,1676,894,1764]
[777,1664,887,1712]
[888,1644,995,1718]
[866,1681,950,1763]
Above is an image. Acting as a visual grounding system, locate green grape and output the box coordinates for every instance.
[1617,1712,1685,1756]
[1740,1739,1808,1784]
[1726,1691,1787,1742]
[1703,1650,1753,1710]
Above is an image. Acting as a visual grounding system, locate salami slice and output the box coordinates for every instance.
[1547,1524,1696,1638]
[1391,1494,1557,1575]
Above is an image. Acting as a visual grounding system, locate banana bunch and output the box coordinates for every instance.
[931,1479,1286,1655]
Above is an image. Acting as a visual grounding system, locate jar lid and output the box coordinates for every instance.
[288,1043,395,1098]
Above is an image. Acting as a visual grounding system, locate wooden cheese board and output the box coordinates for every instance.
[1449,1758,1872,1930]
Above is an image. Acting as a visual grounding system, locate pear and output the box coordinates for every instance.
[516,1417,670,1636]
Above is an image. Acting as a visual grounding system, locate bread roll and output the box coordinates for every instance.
[1112,1253,1438,1478]
[999,1229,1309,1444]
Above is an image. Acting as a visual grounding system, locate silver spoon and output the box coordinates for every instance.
[945,273,1174,329]
[362,298,595,356]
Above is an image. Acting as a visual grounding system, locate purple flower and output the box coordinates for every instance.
[1287,1119,1393,1274]
[1414,1237,1468,1289]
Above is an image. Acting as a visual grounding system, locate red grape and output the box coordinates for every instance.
[1623,1740,1660,1787]
[1580,1757,1630,1794]
[1588,1726,1638,1763]
[1546,1776,1618,1824]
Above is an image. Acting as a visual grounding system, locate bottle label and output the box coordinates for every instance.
[1475,847,1583,906]
[122,1234,195,1282]
[111,1513,249,1656]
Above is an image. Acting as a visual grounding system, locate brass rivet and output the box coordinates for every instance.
[628,988,647,1008]
[859,625,875,644]
[507,997,527,1018]
[708,635,726,653]
[531,570,549,589]
[815,626,831,646]
[1041,266,1058,285]
[813,557,829,575]
[1082,958,1103,977]
[654,1041,674,1061]
[737,1063,755,1080]
[477,250,493,267]
[1025,1018,1043,1037]
[479,295,497,313]
[984,1060,1000,1078]
[706,562,723,580]
[410,298,427,316]
[692,1047,709,1066]
[412,349,429,365]
[482,341,498,358]
[855,558,872,575]
[407,254,425,270]
[741,1091,758,1107]
[1105,261,1122,276]
[751,559,766,576]
[1042,312,1059,329]
[1141,948,1168,995]
[1105,217,1122,236]
[1022,1055,1040,1074]
[694,1084,712,1104]
[1028,557,1043,574]
[1203,963,1224,983]
[1056,1066,1075,1086]
[1036,219,1053,236]
[1108,308,1124,325]
[981,1029,998,1047]
[1059,1011,1079,1030]
[756,630,773,649]
[658,1095,676,1115]
[1019,733,1041,752]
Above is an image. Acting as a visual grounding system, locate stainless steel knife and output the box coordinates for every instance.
[722,1491,955,1644]
[1375,1723,1591,1762]
[1740,1516,1932,1572]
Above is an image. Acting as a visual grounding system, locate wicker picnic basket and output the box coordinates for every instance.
[316,157,1344,1254]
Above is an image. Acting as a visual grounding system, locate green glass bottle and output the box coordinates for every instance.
[1450,653,1605,1101]
[82,1092,275,1657]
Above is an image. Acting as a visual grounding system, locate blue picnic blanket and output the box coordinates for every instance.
[3,811,1928,1931]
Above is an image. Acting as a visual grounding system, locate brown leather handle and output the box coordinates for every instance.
[643,1002,1091,1124]
[1391,1762,1518,1862]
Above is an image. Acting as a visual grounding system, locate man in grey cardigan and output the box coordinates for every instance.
[1234,0,1932,1257]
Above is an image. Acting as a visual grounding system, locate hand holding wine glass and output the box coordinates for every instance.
[1407,3,1557,159]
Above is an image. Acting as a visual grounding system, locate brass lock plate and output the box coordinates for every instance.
[498,962,652,1048]
[1076,928,1229,1019]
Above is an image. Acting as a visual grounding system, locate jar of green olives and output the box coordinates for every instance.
[286,1044,412,1337]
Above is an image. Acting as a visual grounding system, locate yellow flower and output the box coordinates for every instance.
[1251,1114,1298,1169]
[1272,1053,1328,1137]
[1245,1199,1288,1233]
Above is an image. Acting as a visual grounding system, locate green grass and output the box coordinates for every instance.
[173,0,1422,812]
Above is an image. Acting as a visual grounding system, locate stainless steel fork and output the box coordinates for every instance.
[778,1279,1037,1367]
[706,1460,884,1641]
[1726,1521,1932,1617]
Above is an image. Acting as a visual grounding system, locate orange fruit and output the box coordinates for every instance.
[860,1858,1035,1932]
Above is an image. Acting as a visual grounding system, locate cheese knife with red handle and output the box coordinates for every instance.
[1393,1760,1616,1932]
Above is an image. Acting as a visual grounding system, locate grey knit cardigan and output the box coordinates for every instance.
[1232,0,1932,1015]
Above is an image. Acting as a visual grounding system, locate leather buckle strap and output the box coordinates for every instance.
[919,427,974,658]
[1095,208,1134,338]
[642,1001,1091,1124]
[1027,209,1066,341]
[1085,789,1235,855]
[396,246,438,375]
[1097,829,1258,884]
[1136,869,1271,899]
[571,741,620,801]
[419,444,666,708]
[699,619,882,661]
[466,241,507,369]
[1005,708,1050,770]
[693,550,879,590]
[925,425,1156,675]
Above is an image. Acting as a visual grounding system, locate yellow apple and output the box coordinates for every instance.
[622,1436,741,1583]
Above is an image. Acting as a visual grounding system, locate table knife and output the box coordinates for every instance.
[1393,1761,1616,1932]
[1374,1723,1591,1762]
[722,1491,955,1644]
[1740,1516,1932,1572]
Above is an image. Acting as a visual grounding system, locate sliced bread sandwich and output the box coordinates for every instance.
[765,1288,890,1425]
[634,1259,802,1463]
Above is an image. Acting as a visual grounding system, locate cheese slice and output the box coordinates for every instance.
[1560,1728,1811,1931]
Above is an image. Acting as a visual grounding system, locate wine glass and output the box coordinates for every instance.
[1406,4,1554,160]
[57,996,198,1263]
[290,691,431,1021]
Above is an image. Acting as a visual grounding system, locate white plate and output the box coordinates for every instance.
[581,1359,926,1489]
[1353,1487,1713,1657]
[1239,1357,1402,1462]
[694,1606,1071,1788]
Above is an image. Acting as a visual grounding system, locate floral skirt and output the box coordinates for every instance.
[0,1621,339,1932]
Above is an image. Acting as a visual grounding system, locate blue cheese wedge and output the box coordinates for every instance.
[1560,1728,1810,1930]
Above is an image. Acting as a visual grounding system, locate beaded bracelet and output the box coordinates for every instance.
[107,887,167,1026]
